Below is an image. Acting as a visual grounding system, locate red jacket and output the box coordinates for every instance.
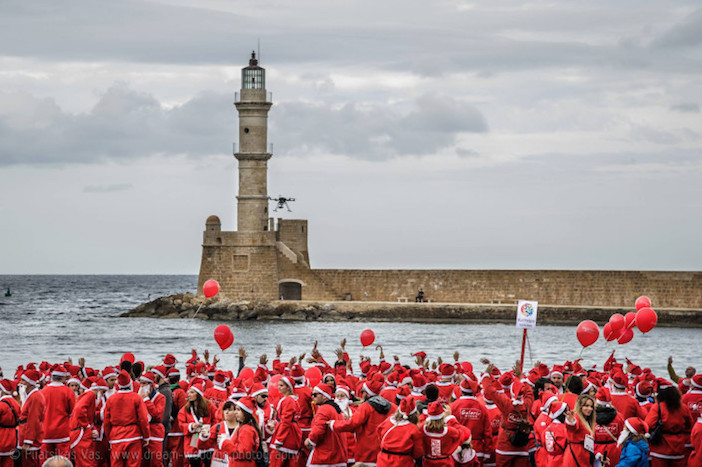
[420,424,462,466]
[683,389,702,429]
[18,388,45,450]
[482,376,534,458]
[270,395,301,454]
[450,395,492,458]
[307,401,347,467]
[611,392,645,420]
[69,390,96,448]
[689,417,702,467]
[143,391,166,442]
[330,397,395,463]
[563,416,593,467]
[293,386,313,431]
[220,424,260,467]
[203,386,228,408]
[0,395,20,455]
[41,382,76,443]
[104,389,150,445]
[594,410,624,465]
[543,420,567,467]
[376,418,423,467]
[177,403,214,458]
[435,382,457,405]
[645,401,693,461]
[533,411,552,466]
[168,386,187,437]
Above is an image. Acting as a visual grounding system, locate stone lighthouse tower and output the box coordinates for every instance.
[197,53,337,302]
[235,52,272,232]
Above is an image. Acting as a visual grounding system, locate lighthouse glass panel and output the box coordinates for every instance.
[242,68,264,89]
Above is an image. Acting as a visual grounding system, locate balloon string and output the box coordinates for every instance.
[578,347,585,359]
[192,303,203,319]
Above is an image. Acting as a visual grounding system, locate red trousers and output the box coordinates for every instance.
[73,437,98,467]
[142,440,163,467]
[166,436,184,467]
[96,438,110,467]
[651,457,687,467]
[494,453,530,467]
[21,450,42,467]
[0,455,13,467]
[41,442,71,459]
[269,449,299,467]
[111,440,143,467]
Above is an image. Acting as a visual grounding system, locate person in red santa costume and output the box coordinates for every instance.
[683,374,702,456]
[268,376,301,467]
[451,377,493,464]
[167,368,187,467]
[376,397,424,466]
[542,401,568,467]
[0,379,20,467]
[41,365,76,459]
[563,394,596,467]
[139,372,167,467]
[329,377,394,465]
[532,393,559,467]
[18,369,46,467]
[593,386,624,466]
[218,397,261,467]
[689,413,702,467]
[104,370,150,467]
[177,381,215,467]
[210,400,238,467]
[420,401,464,466]
[70,377,106,467]
[304,383,347,467]
[645,380,693,467]
[481,362,534,467]
[290,365,312,466]
[332,385,356,465]
[204,372,229,409]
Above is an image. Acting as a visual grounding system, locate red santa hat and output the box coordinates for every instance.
[655,378,675,391]
[117,370,132,389]
[411,351,427,360]
[21,369,42,386]
[163,354,177,367]
[379,361,392,375]
[335,385,350,398]
[235,396,256,415]
[624,417,649,437]
[581,377,597,395]
[596,387,612,407]
[0,379,14,394]
[102,367,118,379]
[362,378,384,397]
[279,376,295,392]
[312,384,334,400]
[167,367,180,379]
[691,374,702,390]
[610,371,628,390]
[228,378,247,399]
[439,364,455,379]
[635,380,653,398]
[398,397,418,417]
[541,393,559,412]
[189,381,205,397]
[213,371,227,387]
[140,372,156,385]
[460,362,474,374]
[460,378,478,395]
[291,365,305,382]
[151,365,167,380]
[396,385,411,400]
[426,401,445,421]
[498,373,514,389]
[92,378,109,391]
[249,382,267,398]
[51,364,70,378]
[548,401,568,420]
[411,374,427,392]
[550,365,564,378]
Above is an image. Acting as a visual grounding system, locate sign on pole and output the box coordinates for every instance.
[516,300,538,329]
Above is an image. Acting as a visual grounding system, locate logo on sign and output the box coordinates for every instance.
[520,302,535,317]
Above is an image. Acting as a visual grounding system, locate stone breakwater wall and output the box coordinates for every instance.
[313,270,702,308]
[121,294,702,327]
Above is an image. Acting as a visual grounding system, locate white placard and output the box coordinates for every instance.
[516,300,538,329]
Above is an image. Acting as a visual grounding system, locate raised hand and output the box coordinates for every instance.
[289,356,297,367]
[335,348,344,360]
[513,360,522,378]
[453,351,459,362]
[340,338,346,349]
[203,349,210,363]
[212,355,220,367]
[238,346,247,361]
[260,354,268,365]
[437,356,443,365]
[431,361,438,370]
[78,357,86,368]
[376,345,384,359]
[480,358,491,365]
[298,353,306,363]
[276,344,283,358]
[565,409,576,424]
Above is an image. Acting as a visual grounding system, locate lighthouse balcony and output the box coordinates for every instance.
[235,91,272,104]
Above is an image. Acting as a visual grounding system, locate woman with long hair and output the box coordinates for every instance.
[268,376,302,467]
[177,382,215,467]
[420,401,467,466]
[376,397,424,466]
[218,397,261,467]
[644,382,693,466]
[563,394,596,467]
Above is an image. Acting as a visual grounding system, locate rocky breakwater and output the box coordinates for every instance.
[120,294,702,326]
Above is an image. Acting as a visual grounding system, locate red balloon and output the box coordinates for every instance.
[576,320,600,348]
[618,328,634,344]
[203,280,220,298]
[635,296,651,311]
[305,366,322,388]
[636,307,658,333]
[603,322,621,342]
[625,312,637,329]
[239,367,254,383]
[609,314,625,333]
[267,375,282,399]
[213,324,233,351]
[360,329,376,347]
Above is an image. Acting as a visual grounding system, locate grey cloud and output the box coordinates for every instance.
[271,94,487,160]
[83,183,133,193]
[671,103,700,113]
[652,8,702,48]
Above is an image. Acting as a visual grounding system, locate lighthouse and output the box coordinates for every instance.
[235,52,272,232]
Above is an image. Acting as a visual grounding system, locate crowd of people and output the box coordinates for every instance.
[0,340,700,467]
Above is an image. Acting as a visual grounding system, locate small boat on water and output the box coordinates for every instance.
[4,288,11,297]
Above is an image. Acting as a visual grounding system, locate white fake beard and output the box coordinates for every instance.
[617,429,630,446]
[19,384,27,404]
[335,398,349,413]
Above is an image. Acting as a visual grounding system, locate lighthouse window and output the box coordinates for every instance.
[244,128,250,134]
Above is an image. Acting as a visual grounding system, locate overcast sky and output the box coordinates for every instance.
[1,0,701,274]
